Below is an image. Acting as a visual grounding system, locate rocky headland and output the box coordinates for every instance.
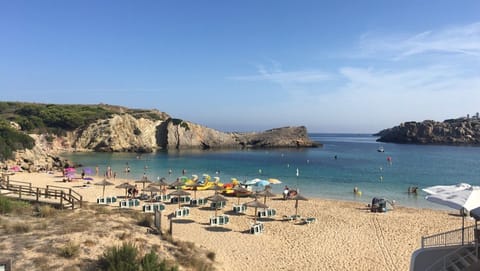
[376,117,480,145]
[0,103,318,171]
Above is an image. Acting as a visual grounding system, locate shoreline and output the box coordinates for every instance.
[2,171,471,270]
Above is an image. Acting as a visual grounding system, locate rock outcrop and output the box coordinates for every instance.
[71,115,318,151]
[4,108,318,171]
[376,117,480,145]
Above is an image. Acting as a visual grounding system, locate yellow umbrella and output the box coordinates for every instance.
[268,178,282,184]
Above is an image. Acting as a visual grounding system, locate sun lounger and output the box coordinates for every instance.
[301,217,317,225]
[142,202,165,213]
[209,201,226,210]
[119,198,140,208]
[154,194,171,202]
[190,198,207,206]
[174,207,190,217]
[283,214,301,221]
[171,196,191,204]
[233,204,247,213]
[209,215,230,226]
[250,222,265,234]
[97,196,117,205]
[257,208,276,218]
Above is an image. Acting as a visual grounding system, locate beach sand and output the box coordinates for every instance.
[2,171,470,271]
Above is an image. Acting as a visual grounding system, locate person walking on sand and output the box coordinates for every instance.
[283,185,289,200]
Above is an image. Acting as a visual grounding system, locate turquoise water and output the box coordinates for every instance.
[63,134,480,210]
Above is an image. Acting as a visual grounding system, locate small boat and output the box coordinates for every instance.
[377,146,385,152]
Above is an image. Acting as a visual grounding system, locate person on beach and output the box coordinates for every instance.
[81,169,85,179]
[283,186,289,200]
[95,165,99,176]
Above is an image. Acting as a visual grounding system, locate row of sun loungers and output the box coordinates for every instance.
[142,202,166,213]
[96,196,117,204]
[210,215,230,226]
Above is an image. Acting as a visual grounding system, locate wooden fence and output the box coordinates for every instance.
[0,175,82,209]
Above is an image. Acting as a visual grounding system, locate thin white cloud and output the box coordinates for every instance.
[229,66,332,84]
[359,22,480,59]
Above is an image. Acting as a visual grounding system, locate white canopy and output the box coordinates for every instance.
[422,183,472,195]
[425,187,480,211]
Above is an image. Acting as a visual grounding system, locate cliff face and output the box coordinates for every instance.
[376,118,480,145]
[5,111,318,171]
[67,115,317,151]
[72,114,163,152]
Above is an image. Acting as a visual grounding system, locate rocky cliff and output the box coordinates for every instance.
[71,115,317,151]
[376,117,480,145]
[3,106,318,171]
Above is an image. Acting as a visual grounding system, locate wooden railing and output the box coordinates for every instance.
[0,178,82,209]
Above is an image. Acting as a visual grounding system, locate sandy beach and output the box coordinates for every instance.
[2,171,471,271]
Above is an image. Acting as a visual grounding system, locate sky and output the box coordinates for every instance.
[1,1,480,133]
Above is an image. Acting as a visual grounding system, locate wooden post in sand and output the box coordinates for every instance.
[168,213,174,235]
[154,209,162,232]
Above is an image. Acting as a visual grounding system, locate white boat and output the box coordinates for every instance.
[377,146,384,152]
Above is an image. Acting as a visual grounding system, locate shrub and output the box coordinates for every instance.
[0,196,30,214]
[141,250,178,271]
[4,222,31,234]
[35,205,57,218]
[59,242,80,258]
[100,242,139,271]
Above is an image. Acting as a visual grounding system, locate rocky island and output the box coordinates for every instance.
[376,115,480,145]
[0,102,318,171]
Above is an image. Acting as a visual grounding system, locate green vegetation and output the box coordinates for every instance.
[0,120,35,160]
[170,118,190,131]
[99,242,177,271]
[0,195,31,214]
[0,101,169,159]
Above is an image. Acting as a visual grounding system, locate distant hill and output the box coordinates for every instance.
[375,116,480,145]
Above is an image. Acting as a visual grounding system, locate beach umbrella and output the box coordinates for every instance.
[233,186,251,204]
[291,193,308,217]
[244,198,268,223]
[116,182,135,198]
[186,182,203,199]
[244,178,262,186]
[95,179,114,197]
[65,167,76,173]
[426,187,480,245]
[268,178,282,184]
[142,185,162,201]
[207,194,228,216]
[170,178,185,188]
[253,179,271,190]
[136,176,152,189]
[151,177,170,195]
[255,188,276,204]
[169,190,191,208]
[83,167,93,175]
[422,183,473,195]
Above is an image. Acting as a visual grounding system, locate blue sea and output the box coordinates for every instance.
[63,134,480,210]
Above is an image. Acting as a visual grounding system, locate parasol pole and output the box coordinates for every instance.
[296,168,299,191]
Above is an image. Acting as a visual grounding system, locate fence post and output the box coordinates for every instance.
[60,191,63,208]
[45,185,49,198]
[36,188,40,202]
[154,210,162,232]
[18,185,22,199]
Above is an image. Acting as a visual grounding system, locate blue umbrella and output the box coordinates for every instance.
[254,180,270,188]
